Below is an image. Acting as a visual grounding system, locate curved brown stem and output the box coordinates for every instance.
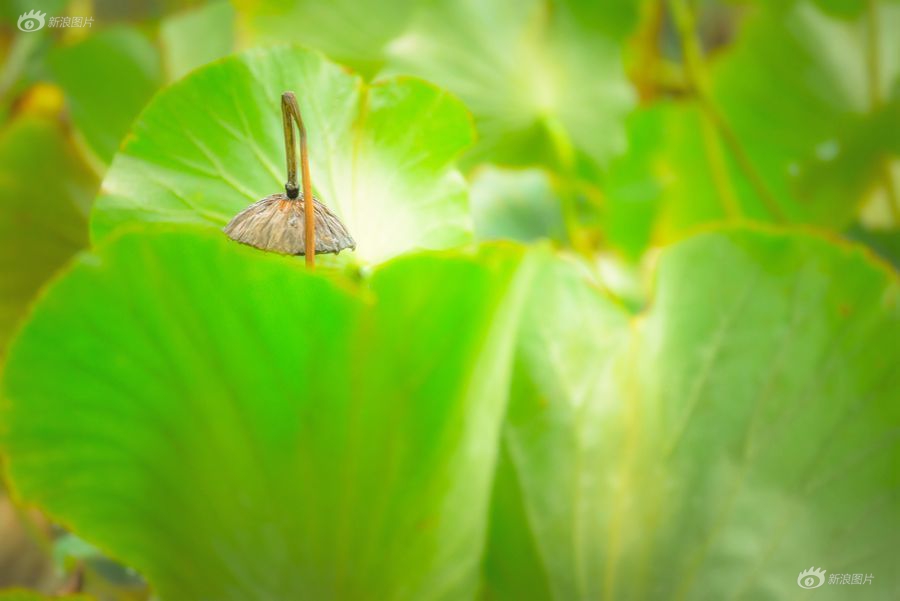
[281,91,315,268]
[668,0,785,222]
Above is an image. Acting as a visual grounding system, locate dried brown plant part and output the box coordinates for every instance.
[0,493,55,590]
[223,91,354,265]
[224,193,355,255]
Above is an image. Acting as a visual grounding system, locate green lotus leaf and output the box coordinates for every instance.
[3,221,896,600]
[481,248,632,600]
[604,1,900,250]
[92,46,474,264]
[159,1,236,82]
[47,27,162,165]
[1,226,532,600]
[232,0,415,78]
[713,0,899,221]
[233,0,636,169]
[484,227,899,600]
[601,106,666,261]
[382,0,637,169]
[0,115,96,358]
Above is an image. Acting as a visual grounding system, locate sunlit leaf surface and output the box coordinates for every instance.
[93,46,474,264]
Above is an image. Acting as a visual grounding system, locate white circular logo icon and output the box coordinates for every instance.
[798,567,826,589]
[17,10,47,32]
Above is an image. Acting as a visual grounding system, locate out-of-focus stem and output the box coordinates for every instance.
[699,111,741,219]
[880,165,900,224]
[632,0,666,104]
[544,115,591,256]
[866,0,883,108]
[866,0,900,224]
[668,0,786,222]
[544,117,626,304]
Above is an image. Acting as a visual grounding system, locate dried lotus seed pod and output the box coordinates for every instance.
[223,192,355,255]
[223,91,353,267]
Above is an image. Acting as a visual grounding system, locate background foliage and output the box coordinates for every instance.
[0,0,897,600]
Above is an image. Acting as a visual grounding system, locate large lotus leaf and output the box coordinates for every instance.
[46,27,162,165]
[92,46,473,264]
[484,228,899,600]
[481,249,632,600]
[1,226,532,601]
[382,0,636,169]
[0,114,96,358]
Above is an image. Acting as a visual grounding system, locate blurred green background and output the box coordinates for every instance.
[0,0,897,599]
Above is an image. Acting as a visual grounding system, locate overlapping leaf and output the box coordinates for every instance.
[484,228,899,600]
[1,226,532,600]
[4,220,896,601]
